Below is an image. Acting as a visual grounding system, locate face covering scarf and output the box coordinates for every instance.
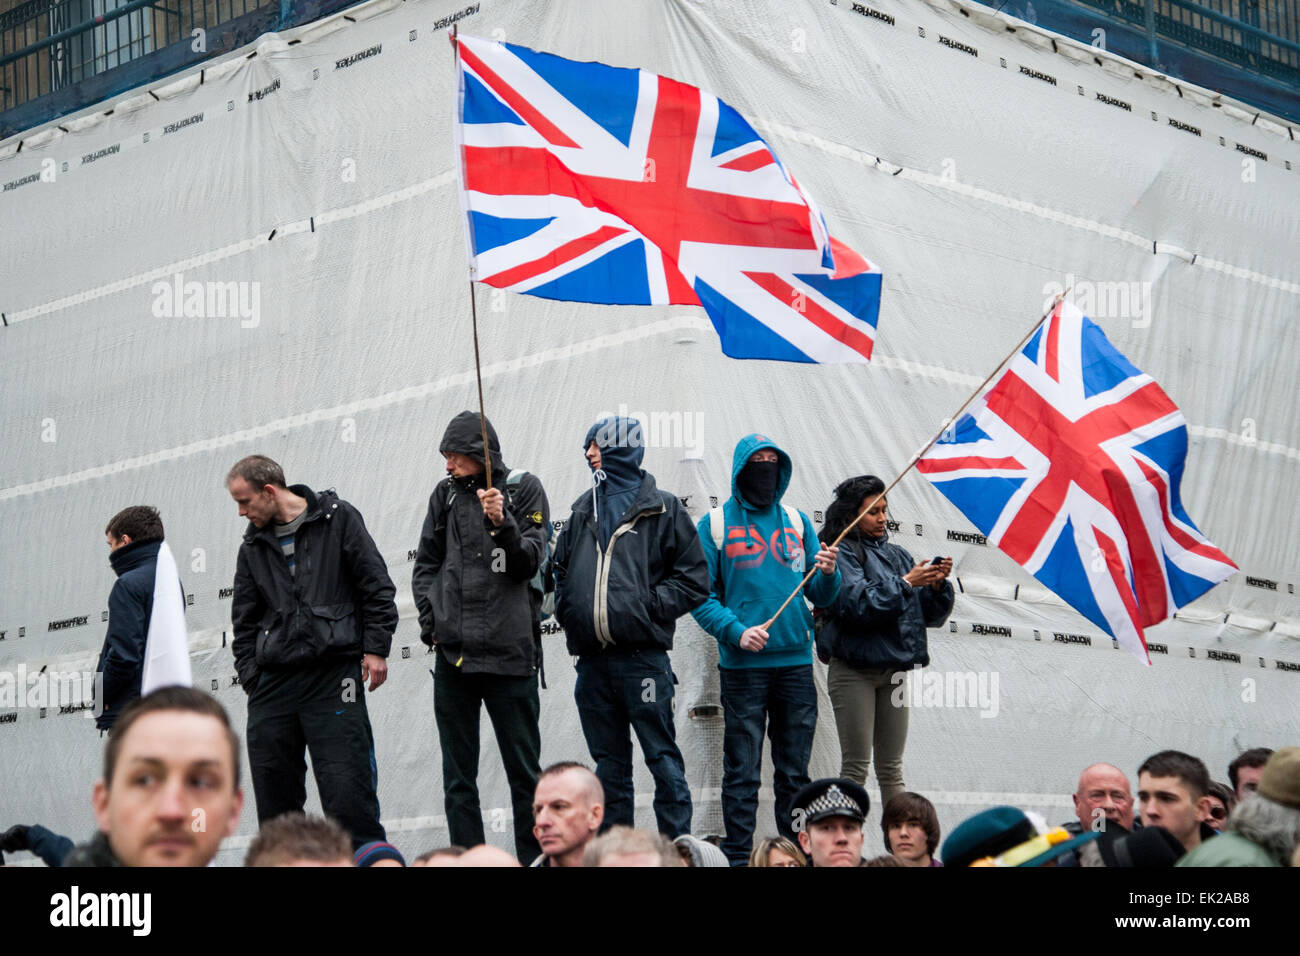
[738,460,780,508]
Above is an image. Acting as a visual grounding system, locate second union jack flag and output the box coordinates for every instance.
[454,35,882,363]
[918,300,1236,663]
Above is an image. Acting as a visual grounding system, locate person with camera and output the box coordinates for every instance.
[816,475,954,806]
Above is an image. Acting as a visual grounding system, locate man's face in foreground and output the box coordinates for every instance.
[798,816,864,867]
[1138,772,1206,849]
[93,710,243,866]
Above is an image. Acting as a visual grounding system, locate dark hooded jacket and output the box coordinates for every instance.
[412,411,550,676]
[230,486,397,690]
[815,528,953,670]
[554,417,709,656]
[94,539,161,730]
[583,417,644,548]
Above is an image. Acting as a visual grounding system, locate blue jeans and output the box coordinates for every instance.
[718,664,818,866]
[574,650,692,837]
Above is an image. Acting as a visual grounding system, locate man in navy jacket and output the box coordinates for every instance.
[95,506,167,732]
[553,416,709,838]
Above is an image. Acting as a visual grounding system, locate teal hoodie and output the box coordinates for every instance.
[692,434,841,669]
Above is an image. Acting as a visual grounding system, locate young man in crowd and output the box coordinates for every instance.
[412,411,551,864]
[553,415,709,837]
[881,791,943,866]
[95,505,168,731]
[1179,748,1300,867]
[1137,749,1217,856]
[64,687,244,867]
[1228,747,1274,803]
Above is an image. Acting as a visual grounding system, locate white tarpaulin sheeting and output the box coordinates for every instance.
[1,0,1297,864]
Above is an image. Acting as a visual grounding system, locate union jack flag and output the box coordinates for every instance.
[453,35,882,363]
[918,300,1236,663]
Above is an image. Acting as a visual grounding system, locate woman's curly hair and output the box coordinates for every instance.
[819,474,886,544]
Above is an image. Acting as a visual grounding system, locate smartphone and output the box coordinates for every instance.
[930,556,944,565]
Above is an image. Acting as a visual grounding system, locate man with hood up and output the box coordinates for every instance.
[553,416,710,838]
[692,434,841,865]
[412,410,551,863]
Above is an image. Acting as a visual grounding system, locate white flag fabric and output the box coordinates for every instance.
[141,541,192,693]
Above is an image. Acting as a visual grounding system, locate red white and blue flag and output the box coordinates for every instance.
[453,35,882,363]
[918,300,1236,663]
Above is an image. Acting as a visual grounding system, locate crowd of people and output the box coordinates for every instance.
[3,689,1294,867]
[2,412,1294,867]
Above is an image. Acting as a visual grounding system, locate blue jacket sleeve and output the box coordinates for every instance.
[800,514,840,608]
[920,578,956,627]
[28,825,75,867]
[689,512,746,647]
[833,539,910,624]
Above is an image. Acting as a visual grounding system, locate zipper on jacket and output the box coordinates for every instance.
[592,501,666,647]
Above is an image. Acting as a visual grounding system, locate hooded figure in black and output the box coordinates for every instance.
[552,415,709,839]
[412,410,550,863]
[585,416,644,549]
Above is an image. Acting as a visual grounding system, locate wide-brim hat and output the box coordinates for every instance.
[942,806,1099,867]
[1257,747,1300,810]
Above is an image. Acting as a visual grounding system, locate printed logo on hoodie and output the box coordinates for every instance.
[724,523,805,571]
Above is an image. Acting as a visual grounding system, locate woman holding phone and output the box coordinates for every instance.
[816,475,955,805]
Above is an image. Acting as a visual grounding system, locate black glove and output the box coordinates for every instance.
[0,825,30,853]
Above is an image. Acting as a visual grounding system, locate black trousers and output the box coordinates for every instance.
[433,653,542,863]
[246,656,385,852]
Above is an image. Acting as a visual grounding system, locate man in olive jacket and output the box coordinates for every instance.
[553,416,709,837]
[412,411,550,863]
[228,454,396,850]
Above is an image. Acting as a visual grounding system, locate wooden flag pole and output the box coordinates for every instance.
[469,279,493,491]
[758,292,1068,632]
[451,26,494,491]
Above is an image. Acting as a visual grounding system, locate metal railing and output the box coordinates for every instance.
[1,0,274,115]
[1060,0,1299,85]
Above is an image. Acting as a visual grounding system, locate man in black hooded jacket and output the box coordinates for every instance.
[412,411,550,862]
[553,416,709,837]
